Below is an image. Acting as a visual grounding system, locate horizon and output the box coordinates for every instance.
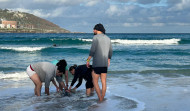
[0,0,190,33]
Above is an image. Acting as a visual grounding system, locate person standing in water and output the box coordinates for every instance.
[68,64,94,96]
[26,60,68,96]
[86,23,113,102]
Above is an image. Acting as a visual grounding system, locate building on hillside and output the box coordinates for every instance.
[0,24,5,28]
[2,21,17,28]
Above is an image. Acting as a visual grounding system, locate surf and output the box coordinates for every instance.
[82,38,181,45]
[0,46,47,52]
[0,71,28,81]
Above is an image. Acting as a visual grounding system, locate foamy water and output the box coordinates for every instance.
[0,71,28,81]
[82,38,180,45]
[0,46,46,52]
[1,33,190,111]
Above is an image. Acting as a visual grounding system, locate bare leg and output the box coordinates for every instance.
[86,88,91,96]
[30,73,42,96]
[34,85,37,95]
[91,87,94,92]
[100,73,107,100]
[59,83,63,90]
[92,71,102,101]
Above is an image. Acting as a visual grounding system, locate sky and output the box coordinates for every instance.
[0,0,190,33]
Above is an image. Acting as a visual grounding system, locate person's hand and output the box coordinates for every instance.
[108,59,110,67]
[71,88,76,93]
[65,89,70,93]
[66,85,69,89]
[56,86,59,92]
[86,61,90,68]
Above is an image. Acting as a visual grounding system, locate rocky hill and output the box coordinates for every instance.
[0,9,70,33]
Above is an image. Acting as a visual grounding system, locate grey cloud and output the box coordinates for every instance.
[0,0,190,33]
[108,0,163,4]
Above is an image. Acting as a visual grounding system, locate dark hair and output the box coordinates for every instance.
[56,59,67,73]
[69,64,77,72]
[94,23,106,34]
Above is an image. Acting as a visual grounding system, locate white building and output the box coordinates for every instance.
[7,24,11,28]
[0,24,5,28]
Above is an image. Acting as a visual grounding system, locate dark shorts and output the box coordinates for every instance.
[56,76,63,84]
[86,81,94,89]
[85,68,94,89]
[93,67,107,74]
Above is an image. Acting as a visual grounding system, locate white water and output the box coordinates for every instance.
[0,46,46,52]
[0,71,28,81]
[82,38,181,45]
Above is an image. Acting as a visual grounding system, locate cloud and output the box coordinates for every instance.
[85,0,100,6]
[33,0,101,6]
[0,0,190,33]
[106,5,119,16]
[107,0,167,8]
[12,7,66,18]
[123,23,142,27]
[106,4,135,16]
[168,0,190,11]
[152,23,165,26]
[168,23,190,26]
[33,0,78,5]
[148,16,162,22]
[0,0,14,2]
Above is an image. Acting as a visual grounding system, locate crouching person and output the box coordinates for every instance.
[69,64,94,96]
[26,61,67,96]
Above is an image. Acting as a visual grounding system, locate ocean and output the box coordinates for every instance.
[0,33,190,111]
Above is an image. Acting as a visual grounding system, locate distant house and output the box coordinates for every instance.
[0,24,5,28]
[7,24,11,28]
[2,21,17,28]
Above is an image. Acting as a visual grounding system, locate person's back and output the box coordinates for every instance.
[91,34,111,67]
[31,62,57,87]
[26,62,59,96]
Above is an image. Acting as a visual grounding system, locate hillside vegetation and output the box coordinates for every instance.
[0,9,70,33]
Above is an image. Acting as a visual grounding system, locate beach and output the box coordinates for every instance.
[0,33,190,111]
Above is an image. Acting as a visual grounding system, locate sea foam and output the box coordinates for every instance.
[82,38,181,45]
[0,71,28,81]
[0,46,46,52]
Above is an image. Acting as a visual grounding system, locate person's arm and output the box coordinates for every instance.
[87,37,97,67]
[108,41,113,67]
[45,80,50,95]
[65,70,69,89]
[86,56,92,68]
[45,74,51,95]
[108,59,111,67]
[45,87,50,95]
[74,77,83,89]
[52,78,59,92]
[69,74,78,90]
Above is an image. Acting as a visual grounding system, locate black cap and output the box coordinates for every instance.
[94,23,106,34]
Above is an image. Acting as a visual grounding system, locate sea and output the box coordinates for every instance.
[0,33,190,111]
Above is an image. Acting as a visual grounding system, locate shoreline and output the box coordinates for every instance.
[0,28,70,33]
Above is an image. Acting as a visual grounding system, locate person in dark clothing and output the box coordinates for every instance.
[68,64,94,96]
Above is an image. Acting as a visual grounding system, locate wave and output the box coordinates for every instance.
[82,38,181,45]
[0,46,47,52]
[0,38,90,45]
[0,37,183,46]
[0,71,28,81]
[112,38,180,45]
